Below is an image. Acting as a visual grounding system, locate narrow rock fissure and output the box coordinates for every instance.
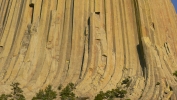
[29,3,34,24]
[2,0,11,27]
[133,0,147,78]
[65,0,74,77]
[39,0,43,20]
[79,29,87,79]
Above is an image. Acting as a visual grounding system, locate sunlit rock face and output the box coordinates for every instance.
[0,0,177,99]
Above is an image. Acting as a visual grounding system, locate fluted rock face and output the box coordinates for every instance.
[0,0,177,99]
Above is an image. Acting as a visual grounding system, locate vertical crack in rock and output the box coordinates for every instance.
[133,0,147,78]
[29,3,34,24]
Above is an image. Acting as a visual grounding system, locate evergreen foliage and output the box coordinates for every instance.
[94,88,127,100]
[32,85,57,100]
[121,77,131,87]
[173,71,177,77]
[0,82,25,100]
[10,82,25,100]
[0,94,11,100]
[0,82,129,100]
[156,82,160,85]
[59,83,76,100]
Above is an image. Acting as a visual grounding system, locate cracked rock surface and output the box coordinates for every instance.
[0,0,177,99]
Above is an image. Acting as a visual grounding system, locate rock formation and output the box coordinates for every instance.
[0,0,177,99]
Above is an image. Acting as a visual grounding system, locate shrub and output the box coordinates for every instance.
[122,78,130,85]
[60,83,76,100]
[122,77,131,87]
[10,82,25,100]
[173,71,177,77]
[0,82,25,100]
[156,82,160,85]
[3,82,25,100]
[94,91,105,100]
[115,89,127,98]
[32,85,57,100]
[0,94,11,100]
[94,88,127,100]
[58,84,62,90]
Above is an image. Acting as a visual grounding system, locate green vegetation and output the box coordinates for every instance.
[32,85,57,100]
[122,78,129,85]
[94,88,127,100]
[0,83,77,100]
[156,82,160,85]
[94,91,105,100]
[59,83,76,100]
[121,77,131,87]
[58,84,62,90]
[10,82,25,100]
[0,94,11,100]
[0,82,25,100]
[1,82,129,100]
[94,78,132,100]
[173,71,177,77]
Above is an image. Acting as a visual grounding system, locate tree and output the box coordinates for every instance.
[9,82,25,100]
[60,83,76,100]
[94,88,127,100]
[0,94,11,100]
[94,91,105,100]
[32,85,57,100]
[0,82,25,100]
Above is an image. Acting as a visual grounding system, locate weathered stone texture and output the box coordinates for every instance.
[0,0,177,99]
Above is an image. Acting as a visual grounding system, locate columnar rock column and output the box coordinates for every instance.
[0,0,177,99]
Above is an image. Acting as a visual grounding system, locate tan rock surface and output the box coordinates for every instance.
[0,0,177,99]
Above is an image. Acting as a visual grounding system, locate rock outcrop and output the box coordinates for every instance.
[0,0,177,99]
